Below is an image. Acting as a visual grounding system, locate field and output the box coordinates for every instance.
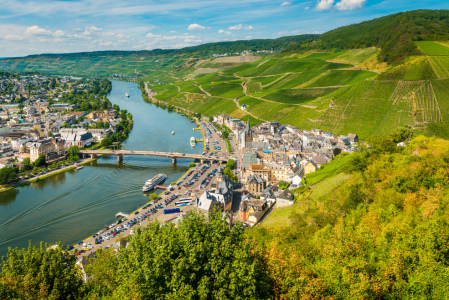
[202,82,244,99]
[264,87,340,104]
[416,41,449,56]
[334,48,380,64]
[308,70,378,87]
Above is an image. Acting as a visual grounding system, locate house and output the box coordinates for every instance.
[0,158,13,169]
[304,160,317,174]
[246,198,269,225]
[61,132,93,148]
[347,133,359,143]
[246,174,266,194]
[240,104,247,110]
[311,155,329,168]
[260,186,278,204]
[30,137,65,162]
[250,164,269,182]
[204,168,234,211]
[196,191,222,215]
[275,188,294,208]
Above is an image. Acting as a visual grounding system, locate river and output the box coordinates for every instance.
[0,80,203,256]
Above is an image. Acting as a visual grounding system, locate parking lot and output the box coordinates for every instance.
[71,161,226,258]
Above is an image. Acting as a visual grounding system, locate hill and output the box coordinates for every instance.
[283,9,449,65]
[2,135,449,299]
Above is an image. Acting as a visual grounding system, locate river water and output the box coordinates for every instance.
[0,80,202,256]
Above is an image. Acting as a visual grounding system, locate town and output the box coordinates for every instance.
[0,72,130,180]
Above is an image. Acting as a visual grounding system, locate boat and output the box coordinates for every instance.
[75,165,83,170]
[125,93,129,98]
[171,131,175,135]
[190,137,196,147]
[142,173,167,192]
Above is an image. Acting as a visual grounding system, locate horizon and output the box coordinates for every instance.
[0,1,448,58]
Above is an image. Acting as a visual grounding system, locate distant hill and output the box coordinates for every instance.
[284,9,449,65]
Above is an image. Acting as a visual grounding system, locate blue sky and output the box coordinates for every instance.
[0,0,447,57]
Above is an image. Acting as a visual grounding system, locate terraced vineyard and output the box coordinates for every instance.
[2,41,449,140]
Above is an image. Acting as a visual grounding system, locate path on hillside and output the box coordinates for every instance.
[198,85,211,96]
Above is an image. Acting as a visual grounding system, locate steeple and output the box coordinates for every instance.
[246,118,250,133]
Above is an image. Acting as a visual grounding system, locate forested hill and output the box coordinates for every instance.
[18,34,319,60]
[284,9,449,65]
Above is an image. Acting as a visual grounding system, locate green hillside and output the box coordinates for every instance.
[284,9,449,65]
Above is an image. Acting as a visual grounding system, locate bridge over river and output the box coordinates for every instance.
[79,149,228,164]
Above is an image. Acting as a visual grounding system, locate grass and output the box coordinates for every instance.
[246,81,262,92]
[202,82,244,99]
[334,48,380,64]
[308,70,378,87]
[305,153,354,185]
[416,41,449,56]
[263,87,340,104]
[428,57,449,79]
[250,75,284,86]
[268,71,325,90]
[309,172,351,201]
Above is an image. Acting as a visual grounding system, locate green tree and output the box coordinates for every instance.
[33,155,46,167]
[209,116,214,122]
[0,243,84,299]
[21,158,32,171]
[150,193,158,200]
[0,167,18,185]
[68,146,80,160]
[86,211,272,299]
[189,162,196,168]
[100,137,112,148]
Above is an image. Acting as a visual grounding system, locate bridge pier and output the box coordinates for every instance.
[172,157,177,164]
[118,154,123,162]
[91,154,97,159]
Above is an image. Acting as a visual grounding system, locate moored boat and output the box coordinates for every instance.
[143,173,167,192]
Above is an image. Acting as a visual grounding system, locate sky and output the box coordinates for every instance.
[0,0,447,57]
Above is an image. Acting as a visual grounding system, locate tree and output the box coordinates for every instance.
[49,77,56,89]
[85,211,272,299]
[21,158,32,172]
[150,193,158,200]
[0,167,18,184]
[100,137,112,148]
[68,146,80,160]
[0,243,84,299]
[390,126,414,143]
[33,155,46,167]
[209,116,214,122]
[21,145,27,153]
[189,162,196,168]
[47,131,53,137]
[222,130,229,139]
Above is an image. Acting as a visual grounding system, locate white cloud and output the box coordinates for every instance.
[315,0,334,10]
[169,30,177,33]
[291,30,302,34]
[82,26,102,35]
[275,31,289,35]
[99,41,114,46]
[335,0,366,10]
[116,33,125,38]
[218,29,231,35]
[187,23,205,30]
[25,25,52,36]
[146,32,161,38]
[229,24,253,30]
[245,36,253,39]
[5,35,24,41]
[305,6,310,10]
[53,30,65,37]
[281,2,291,6]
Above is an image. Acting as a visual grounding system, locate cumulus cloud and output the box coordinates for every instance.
[335,0,366,10]
[146,32,162,38]
[5,35,24,41]
[187,23,205,30]
[25,25,52,36]
[245,36,253,39]
[82,26,102,35]
[281,1,291,6]
[116,33,125,38]
[315,0,334,10]
[218,29,231,35]
[99,41,114,46]
[53,30,65,37]
[229,24,253,30]
[305,6,310,10]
